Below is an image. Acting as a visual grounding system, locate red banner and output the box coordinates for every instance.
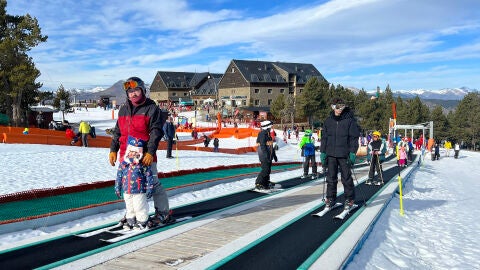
[391,102,397,119]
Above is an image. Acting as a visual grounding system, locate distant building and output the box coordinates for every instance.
[149,71,222,108]
[218,59,327,109]
[149,60,327,112]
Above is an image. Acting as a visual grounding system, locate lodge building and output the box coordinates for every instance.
[149,59,327,111]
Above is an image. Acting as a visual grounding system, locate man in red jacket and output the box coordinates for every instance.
[109,77,174,226]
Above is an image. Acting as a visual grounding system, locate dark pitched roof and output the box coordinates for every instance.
[232,60,286,84]
[157,71,197,89]
[273,62,326,84]
[190,73,223,96]
[232,59,326,84]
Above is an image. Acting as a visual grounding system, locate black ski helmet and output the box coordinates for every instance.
[123,77,146,94]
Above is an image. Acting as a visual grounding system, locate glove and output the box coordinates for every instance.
[109,152,117,166]
[349,152,356,165]
[115,190,122,199]
[320,152,327,166]
[142,152,154,166]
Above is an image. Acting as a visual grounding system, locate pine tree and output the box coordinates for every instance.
[429,105,449,141]
[452,93,480,150]
[0,0,47,126]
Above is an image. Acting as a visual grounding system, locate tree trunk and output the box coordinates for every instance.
[12,88,25,127]
[11,103,24,127]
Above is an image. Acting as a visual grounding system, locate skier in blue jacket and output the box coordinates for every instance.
[299,129,317,179]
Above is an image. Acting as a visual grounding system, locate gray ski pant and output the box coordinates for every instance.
[150,162,170,215]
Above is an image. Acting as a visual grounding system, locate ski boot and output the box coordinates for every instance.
[344,200,355,211]
[365,178,373,185]
[324,198,336,208]
[152,209,176,226]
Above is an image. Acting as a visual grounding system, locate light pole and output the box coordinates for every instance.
[207,74,218,110]
[189,90,197,126]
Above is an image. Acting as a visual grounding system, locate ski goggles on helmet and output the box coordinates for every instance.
[123,80,141,90]
[331,104,346,110]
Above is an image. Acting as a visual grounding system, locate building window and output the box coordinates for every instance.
[299,88,303,93]
[184,92,188,96]
[231,67,235,73]
[242,100,246,106]
[280,88,285,93]
[254,100,259,105]
[172,92,177,96]
[268,99,272,105]
[267,89,272,94]
[254,89,259,93]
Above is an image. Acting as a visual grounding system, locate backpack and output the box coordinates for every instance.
[303,142,315,156]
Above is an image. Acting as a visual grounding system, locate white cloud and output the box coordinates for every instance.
[6,0,480,90]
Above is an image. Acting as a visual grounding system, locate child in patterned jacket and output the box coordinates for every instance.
[115,136,155,230]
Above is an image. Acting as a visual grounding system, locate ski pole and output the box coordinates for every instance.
[350,162,367,206]
[175,132,179,170]
[397,164,405,216]
[321,162,327,202]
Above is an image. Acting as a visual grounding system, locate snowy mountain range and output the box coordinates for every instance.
[392,87,476,100]
[55,83,477,104]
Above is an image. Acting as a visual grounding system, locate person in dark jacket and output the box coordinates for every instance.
[255,120,275,189]
[432,142,440,160]
[213,138,219,152]
[163,116,176,159]
[320,98,360,211]
[203,134,211,147]
[109,77,174,226]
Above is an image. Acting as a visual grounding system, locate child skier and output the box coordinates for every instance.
[299,129,317,179]
[366,131,386,185]
[115,136,155,230]
[65,127,79,145]
[454,142,460,158]
[398,144,407,167]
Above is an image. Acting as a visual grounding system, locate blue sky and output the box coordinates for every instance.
[6,0,480,91]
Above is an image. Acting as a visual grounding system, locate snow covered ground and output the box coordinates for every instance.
[1,107,479,269]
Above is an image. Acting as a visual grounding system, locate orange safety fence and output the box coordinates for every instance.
[1,126,259,154]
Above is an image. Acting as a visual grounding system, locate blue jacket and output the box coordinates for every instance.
[299,136,316,156]
[163,121,176,140]
[115,162,154,195]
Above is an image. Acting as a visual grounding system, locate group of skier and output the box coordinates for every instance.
[254,97,364,215]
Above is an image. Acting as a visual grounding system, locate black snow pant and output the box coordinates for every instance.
[166,139,174,158]
[368,155,382,180]
[255,158,272,188]
[326,156,355,202]
[303,155,317,176]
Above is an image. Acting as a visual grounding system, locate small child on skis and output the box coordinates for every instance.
[398,145,407,167]
[115,136,155,230]
[65,127,79,145]
[299,130,317,179]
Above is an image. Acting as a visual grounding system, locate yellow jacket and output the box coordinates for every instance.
[444,141,452,149]
[79,121,91,134]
